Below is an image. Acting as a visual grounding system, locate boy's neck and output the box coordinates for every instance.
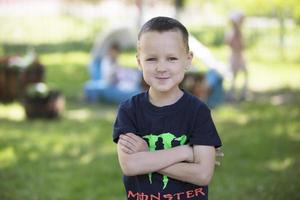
[148,87,183,107]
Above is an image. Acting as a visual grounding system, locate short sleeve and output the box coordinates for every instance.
[189,105,222,148]
[113,102,137,143]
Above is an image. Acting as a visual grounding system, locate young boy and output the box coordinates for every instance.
[113,16,222,200]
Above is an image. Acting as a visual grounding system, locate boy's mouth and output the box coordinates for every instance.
[155,76,170,79]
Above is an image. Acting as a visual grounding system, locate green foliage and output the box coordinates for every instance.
[0,15,104,45]
[191,26,225,47]
[190,26,264,49]
[292,2,300,23]
[223,0,300,22]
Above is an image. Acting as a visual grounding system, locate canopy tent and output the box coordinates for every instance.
[91,25,137,59]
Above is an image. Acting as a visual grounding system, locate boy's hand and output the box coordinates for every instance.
[215,147,224,166]
[118,133,148,154]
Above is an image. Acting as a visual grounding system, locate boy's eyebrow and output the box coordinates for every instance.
[143,54,157,58]
[142,52,179,56]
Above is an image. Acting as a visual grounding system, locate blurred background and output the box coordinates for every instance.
[0,0,299,199]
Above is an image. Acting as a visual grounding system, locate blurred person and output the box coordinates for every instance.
[180,72,209,102]
[205,69,224,108]
[100,43,120,85]
[225,10,248,101]
[113,16,222,200]
[84,43,141,103]
[181,68,224,108]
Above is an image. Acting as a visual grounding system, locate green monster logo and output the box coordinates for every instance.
[143,133,187,190]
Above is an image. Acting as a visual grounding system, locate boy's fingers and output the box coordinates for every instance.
[125,133,147,146]
[216,151,224,157]
[120,143,134,154]
[120,133,148,153]
[120,146,133,154]
[215,148,223,166]
[120,135,136,146]
[119,137,134,148]
[126,133,140,142]
[119,137,135,152]
[215,148,224,157]
[124,133,149,152]
[126,133,147,146]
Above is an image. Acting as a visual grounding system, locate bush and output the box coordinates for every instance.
[191,26,225,47]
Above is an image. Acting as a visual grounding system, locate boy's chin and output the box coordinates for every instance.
[150,85,179,93]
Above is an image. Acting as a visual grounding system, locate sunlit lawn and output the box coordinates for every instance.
[1,90,299,200]
[1,15,300,200]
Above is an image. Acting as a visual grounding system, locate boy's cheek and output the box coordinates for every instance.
[140,64,151,72]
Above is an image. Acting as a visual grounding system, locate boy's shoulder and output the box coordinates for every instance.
[119,91,147,110]
[184,90,210,111]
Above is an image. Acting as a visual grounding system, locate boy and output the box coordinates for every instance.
[113,16,222,200]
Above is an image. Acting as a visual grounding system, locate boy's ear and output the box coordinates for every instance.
[136,54,142,71]
[185,51,193,70]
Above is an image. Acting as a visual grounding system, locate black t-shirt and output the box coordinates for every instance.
[113,90,222,200]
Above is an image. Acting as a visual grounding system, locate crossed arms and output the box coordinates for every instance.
[117,133,222,186]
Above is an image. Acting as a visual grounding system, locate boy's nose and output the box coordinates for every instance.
[155,62,166,72]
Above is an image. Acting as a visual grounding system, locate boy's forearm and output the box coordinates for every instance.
[159,145,216,186]
[158,162,214,186]
[118,144,190,176]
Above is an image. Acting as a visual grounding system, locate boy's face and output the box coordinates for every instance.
[137,30,193,94]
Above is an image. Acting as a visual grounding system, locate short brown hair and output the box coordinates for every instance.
[138,16,190,52]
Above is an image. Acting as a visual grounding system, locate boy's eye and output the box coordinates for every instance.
[168,57,178,61]
[146,58,157,62]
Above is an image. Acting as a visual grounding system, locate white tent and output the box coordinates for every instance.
[91,25,137,58]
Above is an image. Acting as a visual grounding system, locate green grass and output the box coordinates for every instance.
[1,15,300,200]
[0,104,123,200]
[210,98,300,200]
[1,91,299,200]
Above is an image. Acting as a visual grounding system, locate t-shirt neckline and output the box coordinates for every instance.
[143,90,188,114]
